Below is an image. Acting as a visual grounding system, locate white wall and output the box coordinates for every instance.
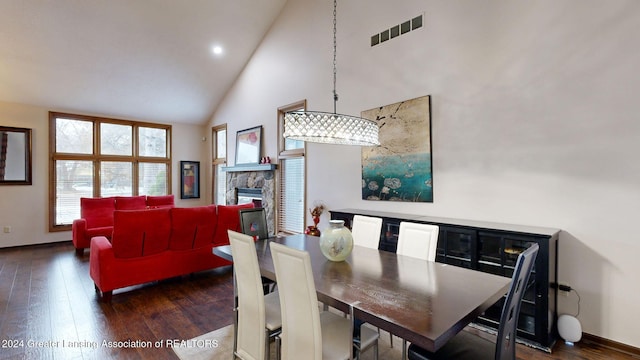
[171,123,210,208]
[208,0,640,348]
[0,100,208,247]
[0,102,68,246]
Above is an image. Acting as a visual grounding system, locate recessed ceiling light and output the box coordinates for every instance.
[211,45,223,56]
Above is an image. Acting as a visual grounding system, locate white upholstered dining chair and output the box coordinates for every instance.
[350,215,392,347]
[396,222,439,261]
[228,230,282,360]
[269,242,379,360]
[351,215,383,250]
[395,221,440,358]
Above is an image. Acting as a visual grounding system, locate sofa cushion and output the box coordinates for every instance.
[146,195,175,208]
[115,196,147,210]
[169,205,218,250]
[111,208,171,258]
[214,203,254,246]
[81,197,116,228]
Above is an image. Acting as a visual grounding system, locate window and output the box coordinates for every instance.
[212,125,227,205]
[277,100,307,234]
[49,112,171,231]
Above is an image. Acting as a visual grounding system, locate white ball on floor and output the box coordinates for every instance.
[558,314,582,343]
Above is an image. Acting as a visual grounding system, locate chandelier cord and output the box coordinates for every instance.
[333,0,338,114]
[280,0,379,147]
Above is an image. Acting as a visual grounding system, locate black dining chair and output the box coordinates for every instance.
[240,207,269,240]
[407,243,539,360]
[239,207,276,294]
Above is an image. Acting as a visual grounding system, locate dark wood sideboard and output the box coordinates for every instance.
[330,208,559,352]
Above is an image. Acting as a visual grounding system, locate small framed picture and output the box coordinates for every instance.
[180,161,200,199]
[235,126,262,165]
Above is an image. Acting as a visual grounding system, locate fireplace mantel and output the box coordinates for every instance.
[222,164,277,172]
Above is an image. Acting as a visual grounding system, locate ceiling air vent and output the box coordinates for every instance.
[371,14,423,47]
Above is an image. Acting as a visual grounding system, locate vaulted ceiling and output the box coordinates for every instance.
[0,0,288,125]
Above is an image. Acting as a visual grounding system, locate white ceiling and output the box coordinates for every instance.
[0,0,288,125]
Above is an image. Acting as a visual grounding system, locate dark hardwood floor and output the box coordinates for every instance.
[0,242,638,360]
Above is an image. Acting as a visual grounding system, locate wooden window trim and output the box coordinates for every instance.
[211,124,227,204]
[277,100,307,235]
[49,112,172,232]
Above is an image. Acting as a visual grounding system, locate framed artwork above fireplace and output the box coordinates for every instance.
[235,126,262,165]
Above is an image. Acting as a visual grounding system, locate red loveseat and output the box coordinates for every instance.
[89,203,253,302]
[72,195,175,255]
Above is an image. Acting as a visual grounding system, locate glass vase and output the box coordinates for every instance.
[319,220,353,262]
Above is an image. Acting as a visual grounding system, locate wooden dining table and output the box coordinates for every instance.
[214,233,511,353]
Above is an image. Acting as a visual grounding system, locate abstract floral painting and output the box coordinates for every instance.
[361,95,433,202]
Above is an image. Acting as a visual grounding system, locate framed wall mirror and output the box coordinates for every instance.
[0,126,32,185]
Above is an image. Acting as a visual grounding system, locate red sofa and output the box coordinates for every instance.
[72,195,175,255]
[89,203,253,302]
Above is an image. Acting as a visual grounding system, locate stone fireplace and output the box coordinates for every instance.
[224,164,276,236]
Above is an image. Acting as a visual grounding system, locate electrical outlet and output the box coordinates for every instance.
[551,282,572,296]
[558,284,572,292]
[558,283,571,296]
[3,226,10,233]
